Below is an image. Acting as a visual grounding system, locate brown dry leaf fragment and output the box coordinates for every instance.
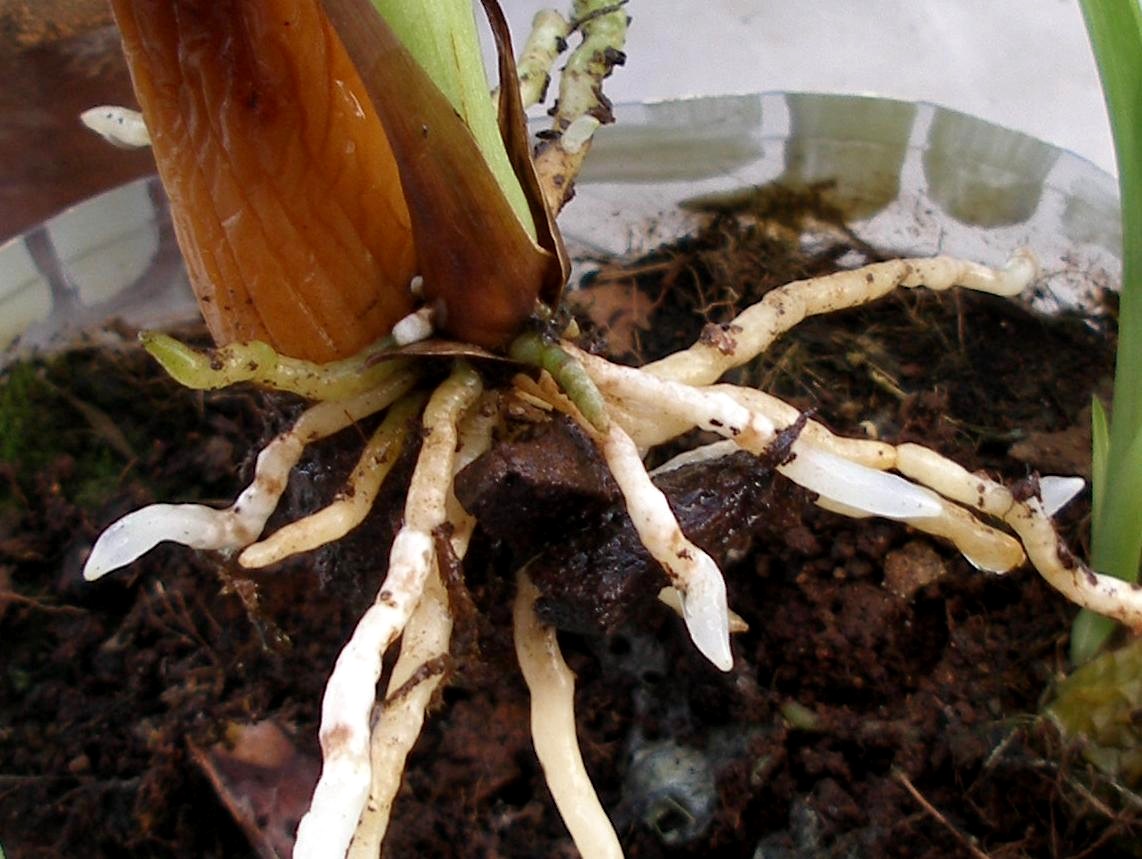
[568,281,657,357]
[190,720,320,859]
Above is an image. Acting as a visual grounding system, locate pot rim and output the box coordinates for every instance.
[0,91,1122,363]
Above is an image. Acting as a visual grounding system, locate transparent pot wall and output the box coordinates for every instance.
[0,93,1123,359]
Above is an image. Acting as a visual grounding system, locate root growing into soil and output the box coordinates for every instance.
[80,246,1137,857]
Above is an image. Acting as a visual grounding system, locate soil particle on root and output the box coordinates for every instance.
[2,203,1138,857]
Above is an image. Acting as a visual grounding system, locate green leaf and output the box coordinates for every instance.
[1091,395,1110,525]
[1074,0,1142,662]
[371,0,535,240]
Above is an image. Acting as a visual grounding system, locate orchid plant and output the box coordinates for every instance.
[80,1,1142,856]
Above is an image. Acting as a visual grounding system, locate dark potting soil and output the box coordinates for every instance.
[1,203,1137,858]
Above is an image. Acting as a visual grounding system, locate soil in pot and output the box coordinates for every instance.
[1,190,1137,858]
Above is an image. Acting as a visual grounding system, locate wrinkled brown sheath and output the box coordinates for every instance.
[111,0,417,362]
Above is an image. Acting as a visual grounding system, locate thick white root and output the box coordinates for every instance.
[348,395,497,858]
[514,570,623,859]
[294,365,482,859]
[600,422,733,671]
[346,565,452,859]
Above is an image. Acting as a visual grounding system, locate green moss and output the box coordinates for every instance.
[0,350,192,512]
[1048,636,1142,786]
[0,362,50,469]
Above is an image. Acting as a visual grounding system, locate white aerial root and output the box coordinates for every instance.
[651,437,1023,574]
[645,251,1039,386]
[569,345,944,522]
[348,395,498,859]
[551,246,1142,634]
[717,388,1026,573]
[83,371,417,581]
[514,569,623,859]
[1039,476,1086,517]
[591,339,1138,619]
[294,364,482,859]
[80,105,151,148]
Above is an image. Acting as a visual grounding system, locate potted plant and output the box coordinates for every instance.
[2,1,1138,856]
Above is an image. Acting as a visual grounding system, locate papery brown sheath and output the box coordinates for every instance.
[321,0,566,349]
[112,0,566,359]
[111,0,419,362]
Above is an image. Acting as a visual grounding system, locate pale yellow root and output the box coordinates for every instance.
[348,395,498,859]
[721,387,1139,617]
[645,252,1038,386]
[294,365,483,859]
[721,388,1026,573]
[514,569,623,859]
[83,370,418,581]
[240,393,427,569]
[893,444,1142,628]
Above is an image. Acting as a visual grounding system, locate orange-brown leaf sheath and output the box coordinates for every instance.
[111,0,417,362]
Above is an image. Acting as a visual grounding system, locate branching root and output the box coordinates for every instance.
[83,369,418,581]
[293,364,483,859]
[348,394,497,858]
[239,393,426,569]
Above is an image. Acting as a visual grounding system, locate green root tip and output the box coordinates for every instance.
[509,332,610,432]
[140,331,221,390]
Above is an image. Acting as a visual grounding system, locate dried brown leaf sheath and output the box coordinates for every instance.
[112,0,418,362]
[115,0,562,358]
[323,0,561,349]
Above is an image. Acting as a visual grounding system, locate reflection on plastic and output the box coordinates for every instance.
[782,93,917,220]
[1063,183,1123,258]
[924,108,1059,228]
[574,94,764,183]
[0,94,1124,365]
[0,177,196,361]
